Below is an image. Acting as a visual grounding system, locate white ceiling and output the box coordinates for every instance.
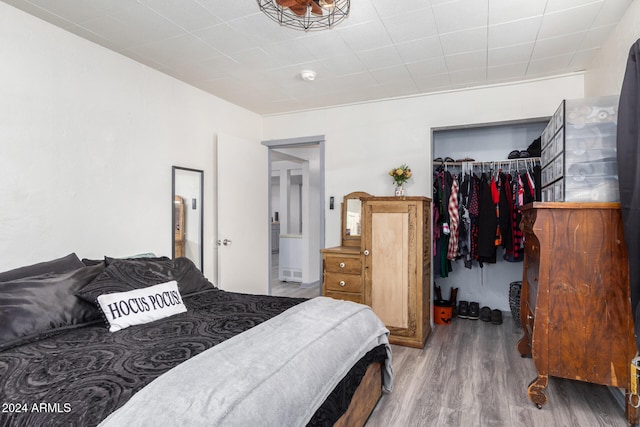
[3,0,633,115]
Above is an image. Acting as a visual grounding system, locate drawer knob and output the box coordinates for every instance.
[339,281,346,287]
[528,314,534,321]
[339,262,345,268]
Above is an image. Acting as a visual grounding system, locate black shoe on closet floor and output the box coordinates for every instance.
[468,302,480,320]
[458,301,469,319]
[491,309,503,325]
[479,306,492,322]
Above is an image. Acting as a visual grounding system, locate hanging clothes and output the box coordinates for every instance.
[432,158,539,272]
[447,176,459,260]
[458,173,472,268]
[520,171,534,205]
[468,174,481,263]
[617,38,640,351]
[492,174,502,247]
[433,173,442,277]
[433,170,452,277]
[533,164,542,201]
[498,173,513,254]
[525,167,536,200]
[511,171,525,258]
[476,174,497,264]
[517,174,525,207]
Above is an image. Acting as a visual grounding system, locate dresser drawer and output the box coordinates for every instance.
[324,256,362,274]
[324,272,363,293]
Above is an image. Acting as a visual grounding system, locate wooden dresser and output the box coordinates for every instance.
[321,246,364,303]
[321,192,371,304]
[322,194,432,348]
[362,196,431,348]
[517,202,637,424]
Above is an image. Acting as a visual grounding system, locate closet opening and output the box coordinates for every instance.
[431,118,549,318]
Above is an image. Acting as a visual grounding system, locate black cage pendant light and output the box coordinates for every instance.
[257,0,350,31]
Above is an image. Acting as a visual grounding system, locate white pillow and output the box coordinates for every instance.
[97,280,187,332]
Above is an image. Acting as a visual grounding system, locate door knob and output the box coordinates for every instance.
[363,250,370,256]
[217,239,232,246]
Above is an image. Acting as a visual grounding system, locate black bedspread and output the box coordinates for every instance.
[0,289,304,427]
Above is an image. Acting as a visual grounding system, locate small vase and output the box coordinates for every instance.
[395,185,405,196]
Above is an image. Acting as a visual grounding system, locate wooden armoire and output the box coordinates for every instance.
[322,194,431,348]
[361,196,431,348]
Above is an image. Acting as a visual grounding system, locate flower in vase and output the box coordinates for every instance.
[389,163,412,187]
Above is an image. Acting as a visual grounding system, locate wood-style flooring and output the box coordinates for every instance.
[268,253,627,426]
[271,280,320,298]
[366,316,630,427]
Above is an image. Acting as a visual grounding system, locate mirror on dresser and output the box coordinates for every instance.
[341,191,371,247]
[322,191,371,304]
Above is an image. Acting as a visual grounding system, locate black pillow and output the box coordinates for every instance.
[171,257,215,294]
[104,255,171,266]
[0,263,105,350]
[75,257,214,305]
[0,253,85,283]
[83,253,163,267]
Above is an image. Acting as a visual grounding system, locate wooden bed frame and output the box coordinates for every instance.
[335,362,383,427]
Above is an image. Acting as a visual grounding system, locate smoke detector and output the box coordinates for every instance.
[300,70,316,82]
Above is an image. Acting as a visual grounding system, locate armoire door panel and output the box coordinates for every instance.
[370,212,409,329]
[362,196,431,348]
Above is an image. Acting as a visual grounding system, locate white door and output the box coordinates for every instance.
[216,133,269,294]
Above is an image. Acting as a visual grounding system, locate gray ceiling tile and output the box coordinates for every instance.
[337,20,394,52]
[432,0,489,34]
[439,28,488,56]
[488,0,547,25]
[394,36,445,64]
[380,8,438,44]
[488,17,542,49]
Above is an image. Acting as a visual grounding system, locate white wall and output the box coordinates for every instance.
[0,3,262,278]
[303,156,322,284]
[262,75,584,311]
[263,75,584,249]
[585,0,640,97]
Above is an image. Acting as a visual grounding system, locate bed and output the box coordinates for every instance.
[0,253,392,427]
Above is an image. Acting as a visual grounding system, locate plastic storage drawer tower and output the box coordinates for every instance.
[540,96,620,202]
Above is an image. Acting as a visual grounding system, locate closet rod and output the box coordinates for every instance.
[433,158,541,174]
[432,157,541,167]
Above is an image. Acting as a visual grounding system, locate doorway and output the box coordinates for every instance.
[262,136,325,298]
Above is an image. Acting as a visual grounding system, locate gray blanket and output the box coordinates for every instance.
[99,297,393,426]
